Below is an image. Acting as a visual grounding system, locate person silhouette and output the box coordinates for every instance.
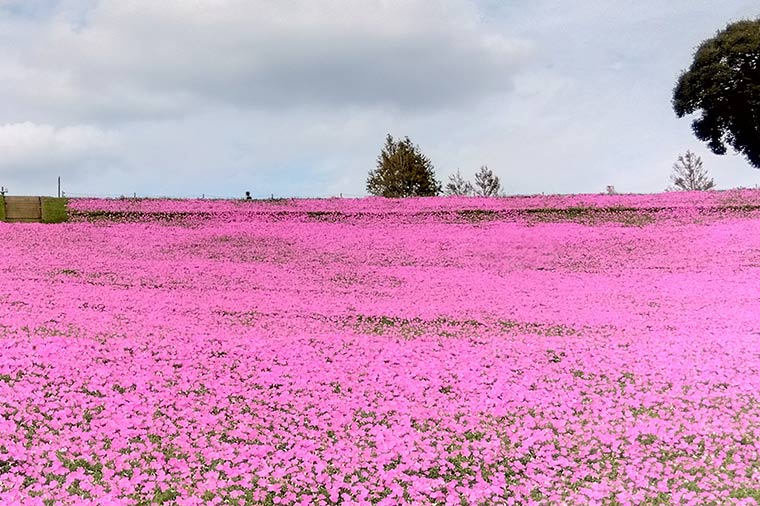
[245,191,252,200]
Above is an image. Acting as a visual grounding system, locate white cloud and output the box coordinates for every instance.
[0,0,531,122]
[0,122,117,182]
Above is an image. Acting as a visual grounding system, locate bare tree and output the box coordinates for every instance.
[445,169,474,196]
[667,151,715,191]
[473,165,502,197]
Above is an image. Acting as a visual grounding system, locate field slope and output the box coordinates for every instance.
[1,191,760,505]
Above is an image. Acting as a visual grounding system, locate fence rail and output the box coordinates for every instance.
[3,196,42,222]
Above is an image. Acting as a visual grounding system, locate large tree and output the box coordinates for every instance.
[367,135,441,197]
[672,19,760,168]
[667,151,716,191]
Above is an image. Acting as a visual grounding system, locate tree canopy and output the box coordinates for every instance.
[672,19,760,168]
[366,135,441,197]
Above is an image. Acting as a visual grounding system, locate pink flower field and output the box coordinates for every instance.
[2,191,760,506]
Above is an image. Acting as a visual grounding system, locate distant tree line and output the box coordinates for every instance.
[366,134,721,197]
[366,134,502,198]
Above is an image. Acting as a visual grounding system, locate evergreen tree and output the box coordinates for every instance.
[366,135,441,197]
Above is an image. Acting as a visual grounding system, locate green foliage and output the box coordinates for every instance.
[672,19,760,168]
[150,487,180,504]
[0,196,5,221]
[367,134,441,197]
[730,487,760,501]
[41,198,68,223]
[667,151,715,191]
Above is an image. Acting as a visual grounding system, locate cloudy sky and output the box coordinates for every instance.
[0,0,758,198]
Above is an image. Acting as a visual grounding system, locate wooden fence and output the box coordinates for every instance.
[3,197,42,222]
[0,197,68,223]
